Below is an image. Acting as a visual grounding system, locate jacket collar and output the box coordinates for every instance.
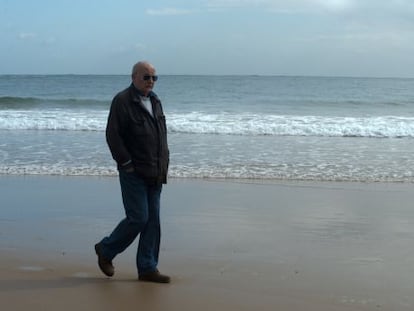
[130,83,156,100]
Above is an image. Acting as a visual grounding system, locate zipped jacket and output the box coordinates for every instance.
[106,84,169,184]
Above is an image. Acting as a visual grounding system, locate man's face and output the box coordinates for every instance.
[132,65,157,96]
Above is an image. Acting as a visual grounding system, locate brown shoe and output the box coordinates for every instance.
[139,270,171,283]
[94,243,114,277]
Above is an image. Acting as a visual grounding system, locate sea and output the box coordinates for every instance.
[1,74,414,183]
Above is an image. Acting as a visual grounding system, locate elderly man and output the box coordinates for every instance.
[95,61,170,283]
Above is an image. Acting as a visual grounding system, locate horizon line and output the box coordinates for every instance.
[1,73,413,79]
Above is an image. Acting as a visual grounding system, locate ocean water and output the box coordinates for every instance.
[1,74,414,182]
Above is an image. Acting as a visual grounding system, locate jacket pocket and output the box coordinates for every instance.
[130,118,148,136]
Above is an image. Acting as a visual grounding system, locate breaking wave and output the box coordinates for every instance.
[1,110,414,138]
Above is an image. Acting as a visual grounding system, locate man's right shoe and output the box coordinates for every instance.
[138,269,171,283]
[94,243,114,277]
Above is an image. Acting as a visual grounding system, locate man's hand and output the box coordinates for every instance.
[124,166,135,173]
[121,160,134,173]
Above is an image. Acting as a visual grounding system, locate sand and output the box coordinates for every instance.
[1,175,414,310]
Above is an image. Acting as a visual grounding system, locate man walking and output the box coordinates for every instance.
[95,61,170,283]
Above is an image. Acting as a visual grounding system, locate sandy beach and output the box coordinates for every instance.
[1,175,414,310]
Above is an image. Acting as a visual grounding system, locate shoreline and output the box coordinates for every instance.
[1,175,414,310]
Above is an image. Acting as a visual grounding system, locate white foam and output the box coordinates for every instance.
[0,164,118,176]
[0,110,107,131]
[168,113,414,138]
[2,110,414,138]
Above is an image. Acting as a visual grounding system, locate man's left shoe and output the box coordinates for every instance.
[94,243,114,277]
[139,270,171,283]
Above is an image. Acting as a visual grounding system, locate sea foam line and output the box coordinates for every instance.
[1,110,414,137]
[2,164,414,183]
[168,113,414,138]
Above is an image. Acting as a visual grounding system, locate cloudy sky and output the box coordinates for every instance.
[1,0,414,77]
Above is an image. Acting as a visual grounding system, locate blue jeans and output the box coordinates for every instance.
[99,170,162,275]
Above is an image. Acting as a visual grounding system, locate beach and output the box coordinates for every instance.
[1,175,414,310]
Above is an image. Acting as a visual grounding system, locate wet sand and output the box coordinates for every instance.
[1,176,414,310]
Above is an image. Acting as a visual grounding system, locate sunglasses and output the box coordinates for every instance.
[142,75,158,82]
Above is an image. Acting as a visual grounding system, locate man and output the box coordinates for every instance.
[95,61,170,283]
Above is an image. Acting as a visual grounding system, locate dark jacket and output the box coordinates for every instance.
[106,84,169,184]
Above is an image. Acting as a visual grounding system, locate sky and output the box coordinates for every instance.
[1,0,414,77]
